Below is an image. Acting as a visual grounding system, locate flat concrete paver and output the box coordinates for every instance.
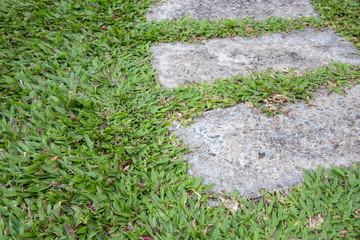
[147,0,318,21]
[171,85,360,197]
[151,29,360,88]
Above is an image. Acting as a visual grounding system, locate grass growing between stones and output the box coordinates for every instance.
[0,0,359,239]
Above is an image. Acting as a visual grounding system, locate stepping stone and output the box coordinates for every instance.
[171,85,360,197]
[151,29,360,89]
[147,0,318,21]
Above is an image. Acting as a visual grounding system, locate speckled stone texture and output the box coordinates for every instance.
[147,0,318,21]
[171,85,360,197]
[151,29,360,88]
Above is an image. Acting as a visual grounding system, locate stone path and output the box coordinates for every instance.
[151,29,360,89]
[171,85,360,197]
[147,0,318,21]
[147,1,360,197]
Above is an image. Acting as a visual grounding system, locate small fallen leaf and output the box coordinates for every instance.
[50,156,58,161]
[64,223,74,234]
[100,25,107,30]
[69,111,77,122]
[245,101,254,108]
[38,125,43,135]
[279,68,290,73]
[128,222,133,233]
[139,236,153,240]
[86,203,96,212]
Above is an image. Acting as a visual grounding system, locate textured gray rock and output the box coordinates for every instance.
[151,29,360,88]
[171,85,360,197]
[147,0,318,21]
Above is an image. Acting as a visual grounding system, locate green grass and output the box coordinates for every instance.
[0,0,360,239]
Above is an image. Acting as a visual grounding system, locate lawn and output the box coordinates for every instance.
[0,0,360,239]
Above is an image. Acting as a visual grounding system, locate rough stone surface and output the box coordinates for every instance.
[151,29,360,88]
[147,0,318,21]
[171,85,360,197]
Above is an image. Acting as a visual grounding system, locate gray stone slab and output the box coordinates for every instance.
[147,0,318,21]
[171,85,360,197]
[151,29,360,89]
